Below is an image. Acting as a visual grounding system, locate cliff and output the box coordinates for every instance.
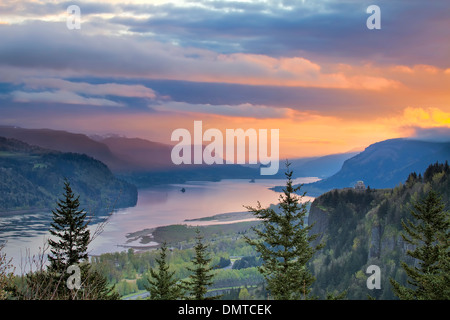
[307,161,449,299]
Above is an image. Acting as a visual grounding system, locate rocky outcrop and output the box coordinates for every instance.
[308,203,329,247]
[368,225,381,259]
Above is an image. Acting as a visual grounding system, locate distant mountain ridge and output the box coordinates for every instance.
[0,136,137,214]
[287,152,359,179]
[281,138,450,196]
[0,126,185,173]
[0,126,260,177]
[0,126,128,171]
[0,126,263,185]
[4,127,448,192]
[100,136,173,171]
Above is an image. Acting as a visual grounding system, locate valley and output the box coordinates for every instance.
[1,126,448,300]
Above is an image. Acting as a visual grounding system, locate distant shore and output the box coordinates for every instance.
[0,207,47,217]
[184,211,255,222]
[121,211,260,252]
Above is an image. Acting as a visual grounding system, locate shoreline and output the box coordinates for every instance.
[121,214,261,252]
[0,207,49,217]
[183,211,255,222]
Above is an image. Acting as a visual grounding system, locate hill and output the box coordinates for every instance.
[99,136,173,171]
[291,138,450,196]
[0,137,137,214]
[0,127,261,184]
[0,126,129,172]
[287,152,358,179]
[307,161,450,299]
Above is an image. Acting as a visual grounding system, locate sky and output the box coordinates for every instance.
[0,0,449,158]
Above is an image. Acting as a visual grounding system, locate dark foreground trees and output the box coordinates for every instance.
[390,190,450,299]
[16,179,118,299]
[145,242,182,300]
[245,162,324,300]
[183,229,218,300]
[145,229,221,300]
[48,179,90,274]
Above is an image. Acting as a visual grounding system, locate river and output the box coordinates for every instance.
[0,177,318,273]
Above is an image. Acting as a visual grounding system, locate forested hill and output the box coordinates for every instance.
[308,162,449,299]
[0,137,137,214]
[297,138,450,196]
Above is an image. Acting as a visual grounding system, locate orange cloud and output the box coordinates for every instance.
[188,53,399,90]
[399,107,450,127]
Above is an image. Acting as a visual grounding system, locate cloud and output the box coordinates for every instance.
[408,127,450,142]
[11,90,124,107]
[0,21,399,91]
[0,0,118,20]
[22,78,157,99]
[402,107,450,127]
[6,77,158,107]
[152,100,291,119]
[0,0,448,131]
[106,0,450,67]
[2,0,449,69]
[380,107,450,140]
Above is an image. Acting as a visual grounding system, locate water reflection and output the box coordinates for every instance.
[0,177,318,271]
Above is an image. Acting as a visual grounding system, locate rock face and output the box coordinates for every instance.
[368,225,381,259]
[308,204,329,248]
[307,162,449,299]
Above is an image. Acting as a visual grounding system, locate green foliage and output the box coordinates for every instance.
[48,179,90,273]
[148,222,258,246]
[145,242,183,300]
[245,162,324,300]
[390,190,450,300]
[12,181,119,300]
[215,257,231,269]
[43,179,91,298]
[26,161,446,301]
[232,256,261,270]
[238,287,250,299]
[90,227,264,299]
[309,162,450,300]
[0,242,14,300]
[63,161,448,300]
[0,136,137,213]
[12,260,119,300]
[183,229,218,300]
[213,267,263,288]
[115,280,139,297]
[325,290,348,300]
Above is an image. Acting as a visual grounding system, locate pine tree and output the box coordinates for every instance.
[37,179,118,300]
[245,161,324,300]
[145,242,182,300]
[184,229,217,300]
[48,179,90,274]
[390,189,450,299]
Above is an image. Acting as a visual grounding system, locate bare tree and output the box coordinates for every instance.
[0,241,15,300]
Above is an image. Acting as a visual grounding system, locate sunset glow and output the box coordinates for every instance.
[0,0,448,158]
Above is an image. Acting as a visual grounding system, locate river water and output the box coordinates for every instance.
[0,177,318,273]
